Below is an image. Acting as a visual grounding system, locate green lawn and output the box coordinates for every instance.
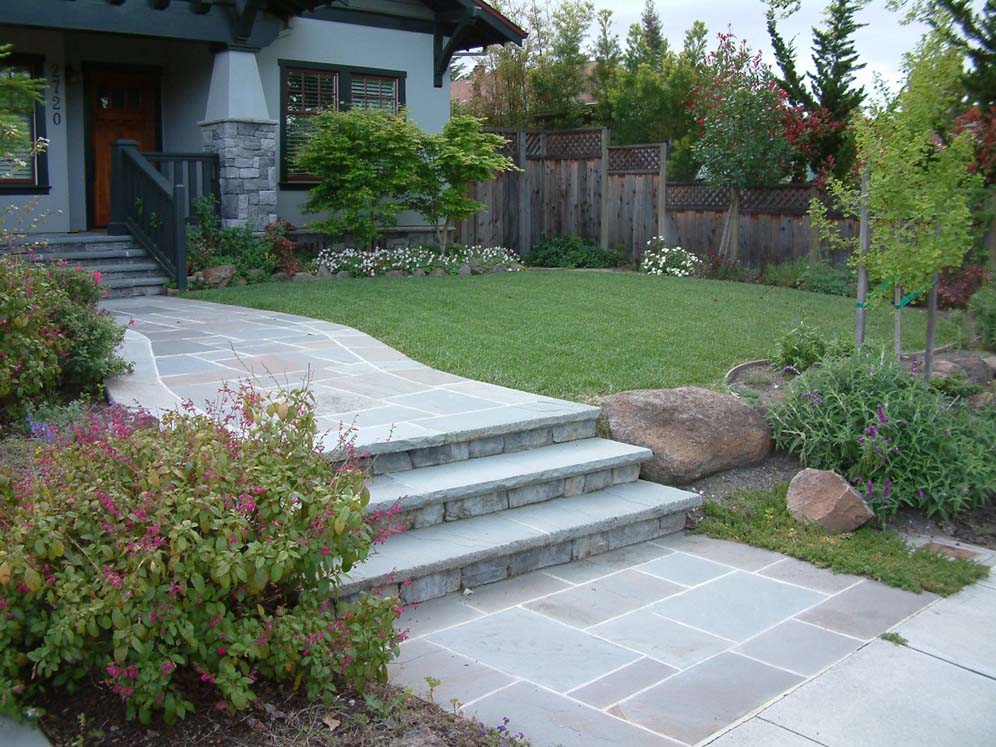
[191,271,951,401]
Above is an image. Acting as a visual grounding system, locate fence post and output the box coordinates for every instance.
[657,142,668,246]
[108,139,139,236]
[539,131,548,240]
[599,128,610,250]
[173,182,188,292]
[517,130,530,254]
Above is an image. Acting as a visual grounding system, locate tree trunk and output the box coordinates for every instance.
[855,267,868,348]
[856,168,870,348]
[894,285,903,359]
[719,188,741,261]
[924,275,938,380]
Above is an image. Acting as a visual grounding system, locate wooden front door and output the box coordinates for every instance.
[87,69,160,227]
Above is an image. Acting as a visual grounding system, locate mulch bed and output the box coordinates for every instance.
[35,679,510,747]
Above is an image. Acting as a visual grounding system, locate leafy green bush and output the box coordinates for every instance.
[0,386,402,723]
[760,258,855,297]
[760,257,809,289]
[969,281,996,349]
[524,236,617,269]
[186,197,276,281]
[640,239,703,277]
[0,257,129,425]
[768,350,996,518]
[693,252,757,283]
[772,320,851,373]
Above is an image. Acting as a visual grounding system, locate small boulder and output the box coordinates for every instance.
[787,468,874,533]
[316,264,334,279]
[201,264,236,288]
[938,352,993,385]
[336,270,352,279]
[293,272,317,282]
[270,271,290,282]
[492,263,509,273]
[429,267,448,277]
[601,387,771,484]
[470,262,486,275]
[385,269,406,278]
[457,263,473,276]
[411,268,426,277]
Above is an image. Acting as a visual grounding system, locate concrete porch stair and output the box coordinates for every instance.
[12,233,168,298]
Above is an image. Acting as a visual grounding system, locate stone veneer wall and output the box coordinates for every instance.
[201,119,277,230]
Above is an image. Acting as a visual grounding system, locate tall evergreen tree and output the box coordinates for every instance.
[641,0,665,58]
[934,0,996,107]
[767,0,867,179]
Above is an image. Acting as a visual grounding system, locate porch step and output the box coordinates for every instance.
[343,480,700,604]
[24,248,152,262]
[368,438,650,529]
[12,234,138,254]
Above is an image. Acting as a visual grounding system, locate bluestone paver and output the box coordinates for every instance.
[0,718,49,747]
[388,639,514,706]
[592,610,732,669]
[734,619,861,676]
[706,718,824,746]
[762,640,996,747]
[465,682,684,747]
[796,580,936,640]
[894,582,996,678]
[613,652,803,745]
[429,608,639,692]
[655,571,826,641]
[758,557,863,595]
[656,534,786,571]
[524,569,684,627]
[639,551,735,587]
[568,657,679,708]
[544,542,674,584]
[395,595,485,640]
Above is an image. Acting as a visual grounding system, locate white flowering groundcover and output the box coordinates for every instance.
[316,246,520,277]
[640,238,703,278]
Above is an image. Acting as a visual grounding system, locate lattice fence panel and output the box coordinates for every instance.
[608,145,661,173]
[490,129,519,160]
[740,185,814,215]
[542,129,602,160]
[524,132,544,158]
[666,182,730,211]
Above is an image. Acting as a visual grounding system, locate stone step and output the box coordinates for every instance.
[342,480,701,605]
[360,406,601,474]
[80,261,164,278]
[370,438,650,529]
[23,248,151,262]
[13,234,138,254]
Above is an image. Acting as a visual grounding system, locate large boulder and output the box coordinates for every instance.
[201,263,236,288]
[787,468,874,533]
[601,387,771,484]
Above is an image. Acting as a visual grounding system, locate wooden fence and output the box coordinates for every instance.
[456,127,856,265]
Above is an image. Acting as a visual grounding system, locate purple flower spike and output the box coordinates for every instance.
[877,404,888,424]
[911,355,920,376]
[866,479,874,502]
[883,478,891,498]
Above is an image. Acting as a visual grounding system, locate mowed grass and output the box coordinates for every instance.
[191,271,952,401]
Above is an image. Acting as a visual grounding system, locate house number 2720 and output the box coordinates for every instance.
[50,64,63,126]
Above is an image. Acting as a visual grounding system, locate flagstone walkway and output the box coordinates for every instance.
[101,296,596,453]
[391,533,996,747]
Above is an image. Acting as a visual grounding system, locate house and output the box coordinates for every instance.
[0,0,524,290]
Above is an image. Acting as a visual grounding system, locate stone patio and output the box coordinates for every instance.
[391,533,996,747]
[101,296,596,454]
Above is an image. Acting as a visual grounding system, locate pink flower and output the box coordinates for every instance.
[92,271,102,285]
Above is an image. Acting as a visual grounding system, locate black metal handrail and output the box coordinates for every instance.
[144,151,221,224]
[108,139,188,291]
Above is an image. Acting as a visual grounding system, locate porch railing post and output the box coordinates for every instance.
[173,182,188,292]
[108,139,139,236]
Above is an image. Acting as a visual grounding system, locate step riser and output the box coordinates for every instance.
[28,253,154,265]
[367,418,598,475]
[13,241,139,254]
[347,509,688,606]
[104,284,166,298]
[393,462,642,530]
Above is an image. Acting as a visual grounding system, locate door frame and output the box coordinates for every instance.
[83,62,164,229]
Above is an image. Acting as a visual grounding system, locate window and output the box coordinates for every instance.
[0,57,48,189]
[279,61,406,186]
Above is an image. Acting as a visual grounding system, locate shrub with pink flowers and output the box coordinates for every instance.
[0,386,403,723]
[0,255,129,425]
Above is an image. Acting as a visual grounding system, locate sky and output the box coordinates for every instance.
[597,0,931,92]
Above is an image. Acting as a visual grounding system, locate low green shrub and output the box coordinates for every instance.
[768,350,996,518]
[0,386,402,724]
[186,197,276,281]
[523,236,617,269]
[316,245,520,277]
[760,257,809,289]
[760,258,854,297]
[969,281,996,349]
[772,320,852,373]
[693,252,757,283]
[0,257,129,426]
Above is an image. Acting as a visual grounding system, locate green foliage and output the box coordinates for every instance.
[316,245,520,277]
[408,116,517,252]
[0,257,129,426]
[692,32,796,191]
[766,0,867,178]
[529,0,594,127]
[296,109,424,248]
[523,235,617,268]
[186,197,276,281]
[813,30,984,296]
[767,350,996,518]
[0,387,402,723]
[694,485,989,595]
[969,280,996,348]
[933,0,996,107]
[772,320,852,372]
[639,240,702,277]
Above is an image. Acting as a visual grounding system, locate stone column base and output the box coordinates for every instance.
[200,118,278,230]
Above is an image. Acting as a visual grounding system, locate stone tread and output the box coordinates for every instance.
[21,248,149,260]
[68,261,163,274]
[367,437,652,512]
[342,480,700,595]
[101,275,170,289]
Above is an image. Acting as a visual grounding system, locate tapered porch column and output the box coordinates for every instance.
[199,48,277,229]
